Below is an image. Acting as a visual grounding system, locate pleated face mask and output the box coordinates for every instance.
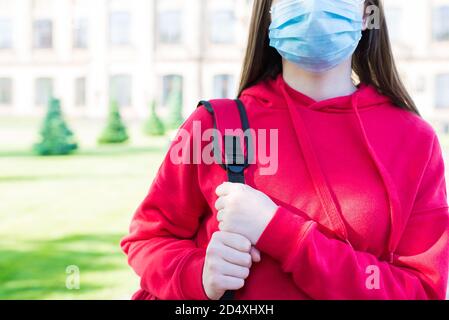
[269,0,365,73]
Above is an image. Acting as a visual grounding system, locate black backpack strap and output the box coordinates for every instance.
[197,99,252,301]
[197,99,252,184]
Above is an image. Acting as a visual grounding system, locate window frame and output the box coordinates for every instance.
[35,77,54,107]
[108,11,132,47]
[435,73,449,110]
[157,10,183,44]
[0,77,13,106]
[432,5,449,42]
[73,17,89,49]
[161,74,183,107]
[0,17,13,49]
[213,74,235,99]
[75,77,87,107]
[209,10,236,45]
[33,19,53,49]
[109,74,132,108]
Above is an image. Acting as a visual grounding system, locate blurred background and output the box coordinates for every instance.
[0,0,448,299]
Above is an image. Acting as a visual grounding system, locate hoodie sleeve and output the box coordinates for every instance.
[256,134,449,300]
[120,107,212,300]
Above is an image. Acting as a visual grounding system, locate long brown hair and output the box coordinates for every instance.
[238,0,420,116]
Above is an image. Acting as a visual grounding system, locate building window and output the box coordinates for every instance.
[433,6,449,41]
[110,75,132,107]
[109,12,131,46]
[414,76,426,94]
[75,77,86,106]
[213,74,235,99]
[35,78,53,106]
[0,78,12,105]
[385,7,402,43]
[158,11,182,44]
[33,19,53,49]
[161,75,183,107]
[0,18,12,49]
[73,17,88,49]
[210,10,236,44]
[442,122,449,134]
[435,74,449,109]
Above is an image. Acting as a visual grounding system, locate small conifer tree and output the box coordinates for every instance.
[167,78,184,129]
[98,100,129,144]
[34,98,78,156]
[144,101,165,136]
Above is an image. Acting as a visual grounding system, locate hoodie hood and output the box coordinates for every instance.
[241,74,401,262]
[240,73,391,112]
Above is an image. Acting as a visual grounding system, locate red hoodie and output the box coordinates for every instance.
[121,74,449,300]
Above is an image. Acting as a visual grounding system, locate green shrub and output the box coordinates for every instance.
[34,98,78,156]
[98,101,129,144]
[144,101,166,136]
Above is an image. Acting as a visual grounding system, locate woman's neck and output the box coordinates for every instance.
[282,58,357,102]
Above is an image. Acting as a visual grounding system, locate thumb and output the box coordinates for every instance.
[250,246,261,263]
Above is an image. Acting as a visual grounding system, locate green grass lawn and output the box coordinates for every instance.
[0,116,169,299]
[1,115,448,300]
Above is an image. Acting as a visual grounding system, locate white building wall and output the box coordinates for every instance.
[0,0,252,119]
[0,0,448,131]
[385,0,449,130]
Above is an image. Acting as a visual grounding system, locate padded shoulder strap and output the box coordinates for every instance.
[197,99,251,301]
[197,99,251,182]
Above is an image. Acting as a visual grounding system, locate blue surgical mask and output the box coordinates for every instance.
[269,0,364,73]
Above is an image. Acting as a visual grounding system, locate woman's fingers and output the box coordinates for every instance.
[220,245,253,268]
[250,246,261,263]
[218,275,245,291]
[217,209,224,222]
[215,231,252,252]
[218,260,251,279]
[215,182,232,197]
[214,196,227,211]
[214,231,261,265]
[215,182,246,197]
[204,231,256,300]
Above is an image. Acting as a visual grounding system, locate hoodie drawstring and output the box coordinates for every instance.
[283,85,350,243]
[351,93,399,263]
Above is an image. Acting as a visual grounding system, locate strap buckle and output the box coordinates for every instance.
[224,135,246,184]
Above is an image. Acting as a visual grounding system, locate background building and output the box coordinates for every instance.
[0,0,252,120]
[0,0,448,131]
[0,0,448,301]
[385,0,449,133]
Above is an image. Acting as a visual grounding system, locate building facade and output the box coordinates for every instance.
[0,0,448,129]
[0,0,252,119]
[385,0,449,132]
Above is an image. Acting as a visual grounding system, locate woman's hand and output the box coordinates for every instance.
[215,182,279,245]
[202,231,261,300]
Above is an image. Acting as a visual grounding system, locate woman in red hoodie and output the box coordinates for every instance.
[121,0,449,300]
